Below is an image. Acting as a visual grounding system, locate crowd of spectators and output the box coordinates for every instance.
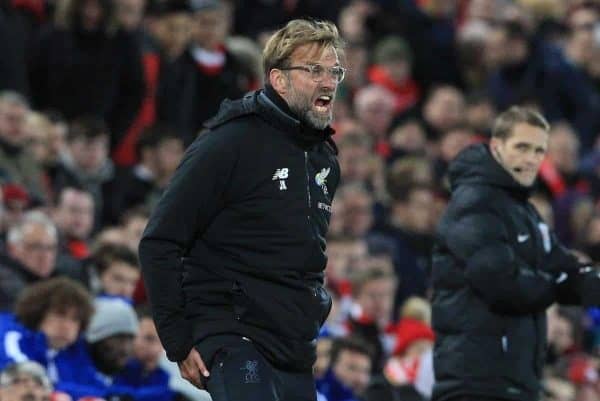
[1,0,600,400]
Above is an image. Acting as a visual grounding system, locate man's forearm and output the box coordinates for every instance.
[139,237,194,362]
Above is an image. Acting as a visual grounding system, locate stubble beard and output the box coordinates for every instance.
[286,84,333,130]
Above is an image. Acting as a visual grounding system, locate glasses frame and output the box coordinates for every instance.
[277,64,347,83]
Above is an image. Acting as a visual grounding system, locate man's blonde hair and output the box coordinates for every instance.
[262,19,345,81]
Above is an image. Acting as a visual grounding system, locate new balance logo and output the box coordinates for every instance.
[272,168,288,191]
[517,234,529,243]
[272,168,289,180]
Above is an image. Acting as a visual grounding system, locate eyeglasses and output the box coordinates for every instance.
[278,64,346,83]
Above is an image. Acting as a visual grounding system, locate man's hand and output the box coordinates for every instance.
[178,347,210,389]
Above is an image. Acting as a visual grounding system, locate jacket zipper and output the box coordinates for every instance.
[304,151,311,209]
[305,151,318,291]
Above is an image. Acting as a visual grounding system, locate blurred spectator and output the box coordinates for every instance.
[153,0,191,62]
[157,0,253,145]
[538,122,590,244]
[353,85,396,158]
[419,85,466,141]
[0,361,53,401]
[28,0,145,149]
[434,124,476,183]
[315,335,334,380]
[336,131,379,188]
[53,187,95,261]
[109,124,183,223]
[111,0,161,169]
[485,20,600,148]
[0,211,84,311]
[0,92,46,203]
[346,267,397,372]
[388,119,427,160]
[91,244,140,300]
[316,336,373,401]
[375,0,463,91]
[121,207,149,253]
[464,92,496,137]
[116,305,174,400]
[547,305,581,365]
[564,2,599,70]
[53,117,115,227]
[0,0,39,96]
[54,298,141,400]
[368,36,420,115]
[1,184,31,234]
[337,40,368,100]
[382,316,435,401]
[336,184,374,239]
[115,0,145,32]
[377,180,435,310]
[0,278,93,386]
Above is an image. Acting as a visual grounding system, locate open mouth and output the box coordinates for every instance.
[314,95,332,112]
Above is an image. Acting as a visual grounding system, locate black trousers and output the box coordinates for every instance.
[197,335,317,401]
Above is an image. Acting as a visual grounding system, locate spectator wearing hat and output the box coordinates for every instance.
[53,297,168,401]
[1,183,30,233]
[368,36,421,115]
[157,0,255,145]
[0,361,55,401]
[0,278,93,381]
[383,318,434,399]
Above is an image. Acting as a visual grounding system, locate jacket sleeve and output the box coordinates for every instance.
[138,130,237,362]
[445,211,556,315]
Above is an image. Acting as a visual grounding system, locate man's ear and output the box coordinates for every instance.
[269,68,288,96]
[489,137,500,158]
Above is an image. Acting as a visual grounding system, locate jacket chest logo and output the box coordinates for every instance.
[272,168,288,191]
[315,167,330,195]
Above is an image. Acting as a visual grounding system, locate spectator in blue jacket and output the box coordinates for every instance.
[56,297,173,401]
[0,277,94,381]
[115,305,174,400]
[317,336,373,401]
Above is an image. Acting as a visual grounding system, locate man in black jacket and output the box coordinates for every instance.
[431,106,600,401]
[139,19,345,401]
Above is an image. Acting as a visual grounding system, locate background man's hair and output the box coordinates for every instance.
[329,336,374,367]
[492,106,550,140]
[262,19,345,81]
[15,277,94,332]
[92,243,140,274]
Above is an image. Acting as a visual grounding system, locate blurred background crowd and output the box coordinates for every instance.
[2,0,600,400]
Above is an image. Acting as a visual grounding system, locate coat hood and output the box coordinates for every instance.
[203,86,337,152]
[448,143,533,199]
